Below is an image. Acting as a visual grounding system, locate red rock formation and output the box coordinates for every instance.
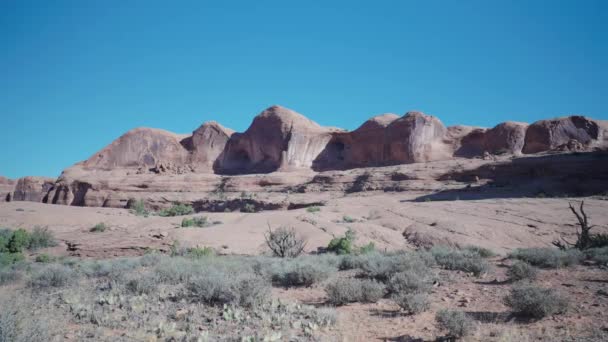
[12,176,55,202]
[523,116,600,154]
[385,111,450,163]
[190,121,234,171]
[0,176,15,202]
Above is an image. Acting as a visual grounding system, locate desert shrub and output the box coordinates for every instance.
[0,296,54,342]
[129,199,149,217]
[430,246,489,276]
[264,226,306,258]
[27,227,57,250]
[359,252,433,281]
[387,270,433,295]
[241,203,256,213]
[90,222,107,233]
[34,254,53,263]
[507,261,538,282]
[436,310,475,338]
[125,273,159,295]
[187,270,270,308]
[464,245,495,258]
[153,257,202,284]
[357,242,376,254]
[306,206,321,213]
[589,234,608,248]
[504,286,568,319]
[158,203,194,217]
[271,260,334,287]
[342,215,356,223]
[7,229,30,253]
[584,247,608,266]
[181,216,208,228]
[0,229,11,253]
[509,248,582,268]
[339,254,367,270]
[325,278,385,305]
[393,293,430,314]
[139,252,163,267]
[0,268,22,286]
[0,252,24,267]
[186,247,215,258]
[28,264,76,288]
[327,229,356,255]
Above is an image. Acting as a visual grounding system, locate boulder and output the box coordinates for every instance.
[523,116,600,154]
[12,176,55,202]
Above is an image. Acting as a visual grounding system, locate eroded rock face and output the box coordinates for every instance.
[0,176,15,202]
[386,111,450,163]
[216,105,333,174]
[82,128,191,171]
[190,121,234,171]
[12,176,55,202]
[454,121,528,157]
[523,116,600,154]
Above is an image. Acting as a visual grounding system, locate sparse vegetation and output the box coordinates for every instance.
[241,203,257,213]
[306,206,321,213]
[507,261,538,281]
[393,293,430,314]
[90,222,107,232]
[436,310,475,338]
[504,286,568,319]
[28,264,75,288]
[327,229,356,255]
[509,248,582,268]
[264,226,306,258]
[387,269,433,295]
[27,227,57,250]
[342,215,356,223]
[128,199,149,217]
[553,201,608,250]
[181,216,209,227]
[325,278,385,305]
[158,203,195,217]
[430,246,489,276]
[464,245,496,258]
[271,259,334,287]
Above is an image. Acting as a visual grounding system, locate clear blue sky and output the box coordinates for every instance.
[1,0,606,178]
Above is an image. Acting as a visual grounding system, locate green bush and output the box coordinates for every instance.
[28,227,57,250]
[436,310,475,338]
[325,278,385,305]
[90,222,107,233]
[327,229,356,255]
[28,264,76,288]
[504,286,568,319]
[430,246,489,276]
[507,261,538,282]
[393,293,430,314]
[0,252,25,267]
[7,229,30,253]
[158,203,194,217]
[181,216,208,227]
[306,206,321,213]
[0,229,10,253]
[509,248,582,268]
[129,199,149,217]
[35,254,53,263]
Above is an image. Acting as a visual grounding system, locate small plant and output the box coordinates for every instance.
[509,248,582,268]
[507,261,538,282]
[264,225,306,258]
[241,203,257,213]
[28,227,57,250]
[158,203,195,217]
[436,310,475,338]
[271,261,333,287]
[393,293,430,314]
[90,222,107,233]
[357,242,376,254]
[464,245,495,258]
[306,206,321,213]
[186,247,215,258]
[504,286,568,319]
[387,270,433,295]
[327,229,356,255]
[181,216,208,228]
[35,254,53,263]
[129,199,149,217]
[325,278,385,305]
[342,215,357,223]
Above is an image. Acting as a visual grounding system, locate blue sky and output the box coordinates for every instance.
[1,0,606,178]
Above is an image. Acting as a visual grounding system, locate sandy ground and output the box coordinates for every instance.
[1,194,607,258]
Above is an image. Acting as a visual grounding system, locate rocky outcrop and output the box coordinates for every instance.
[12,176,55,202]
[523,116,600,154]
[0,176,15,202]
[216,106,334,174]
[190,121,234,171]
[82,128,191,172]
[454,121,529,157]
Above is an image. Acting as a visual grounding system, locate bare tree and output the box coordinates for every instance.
[553,201,597,250]
[264,224,306,258]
